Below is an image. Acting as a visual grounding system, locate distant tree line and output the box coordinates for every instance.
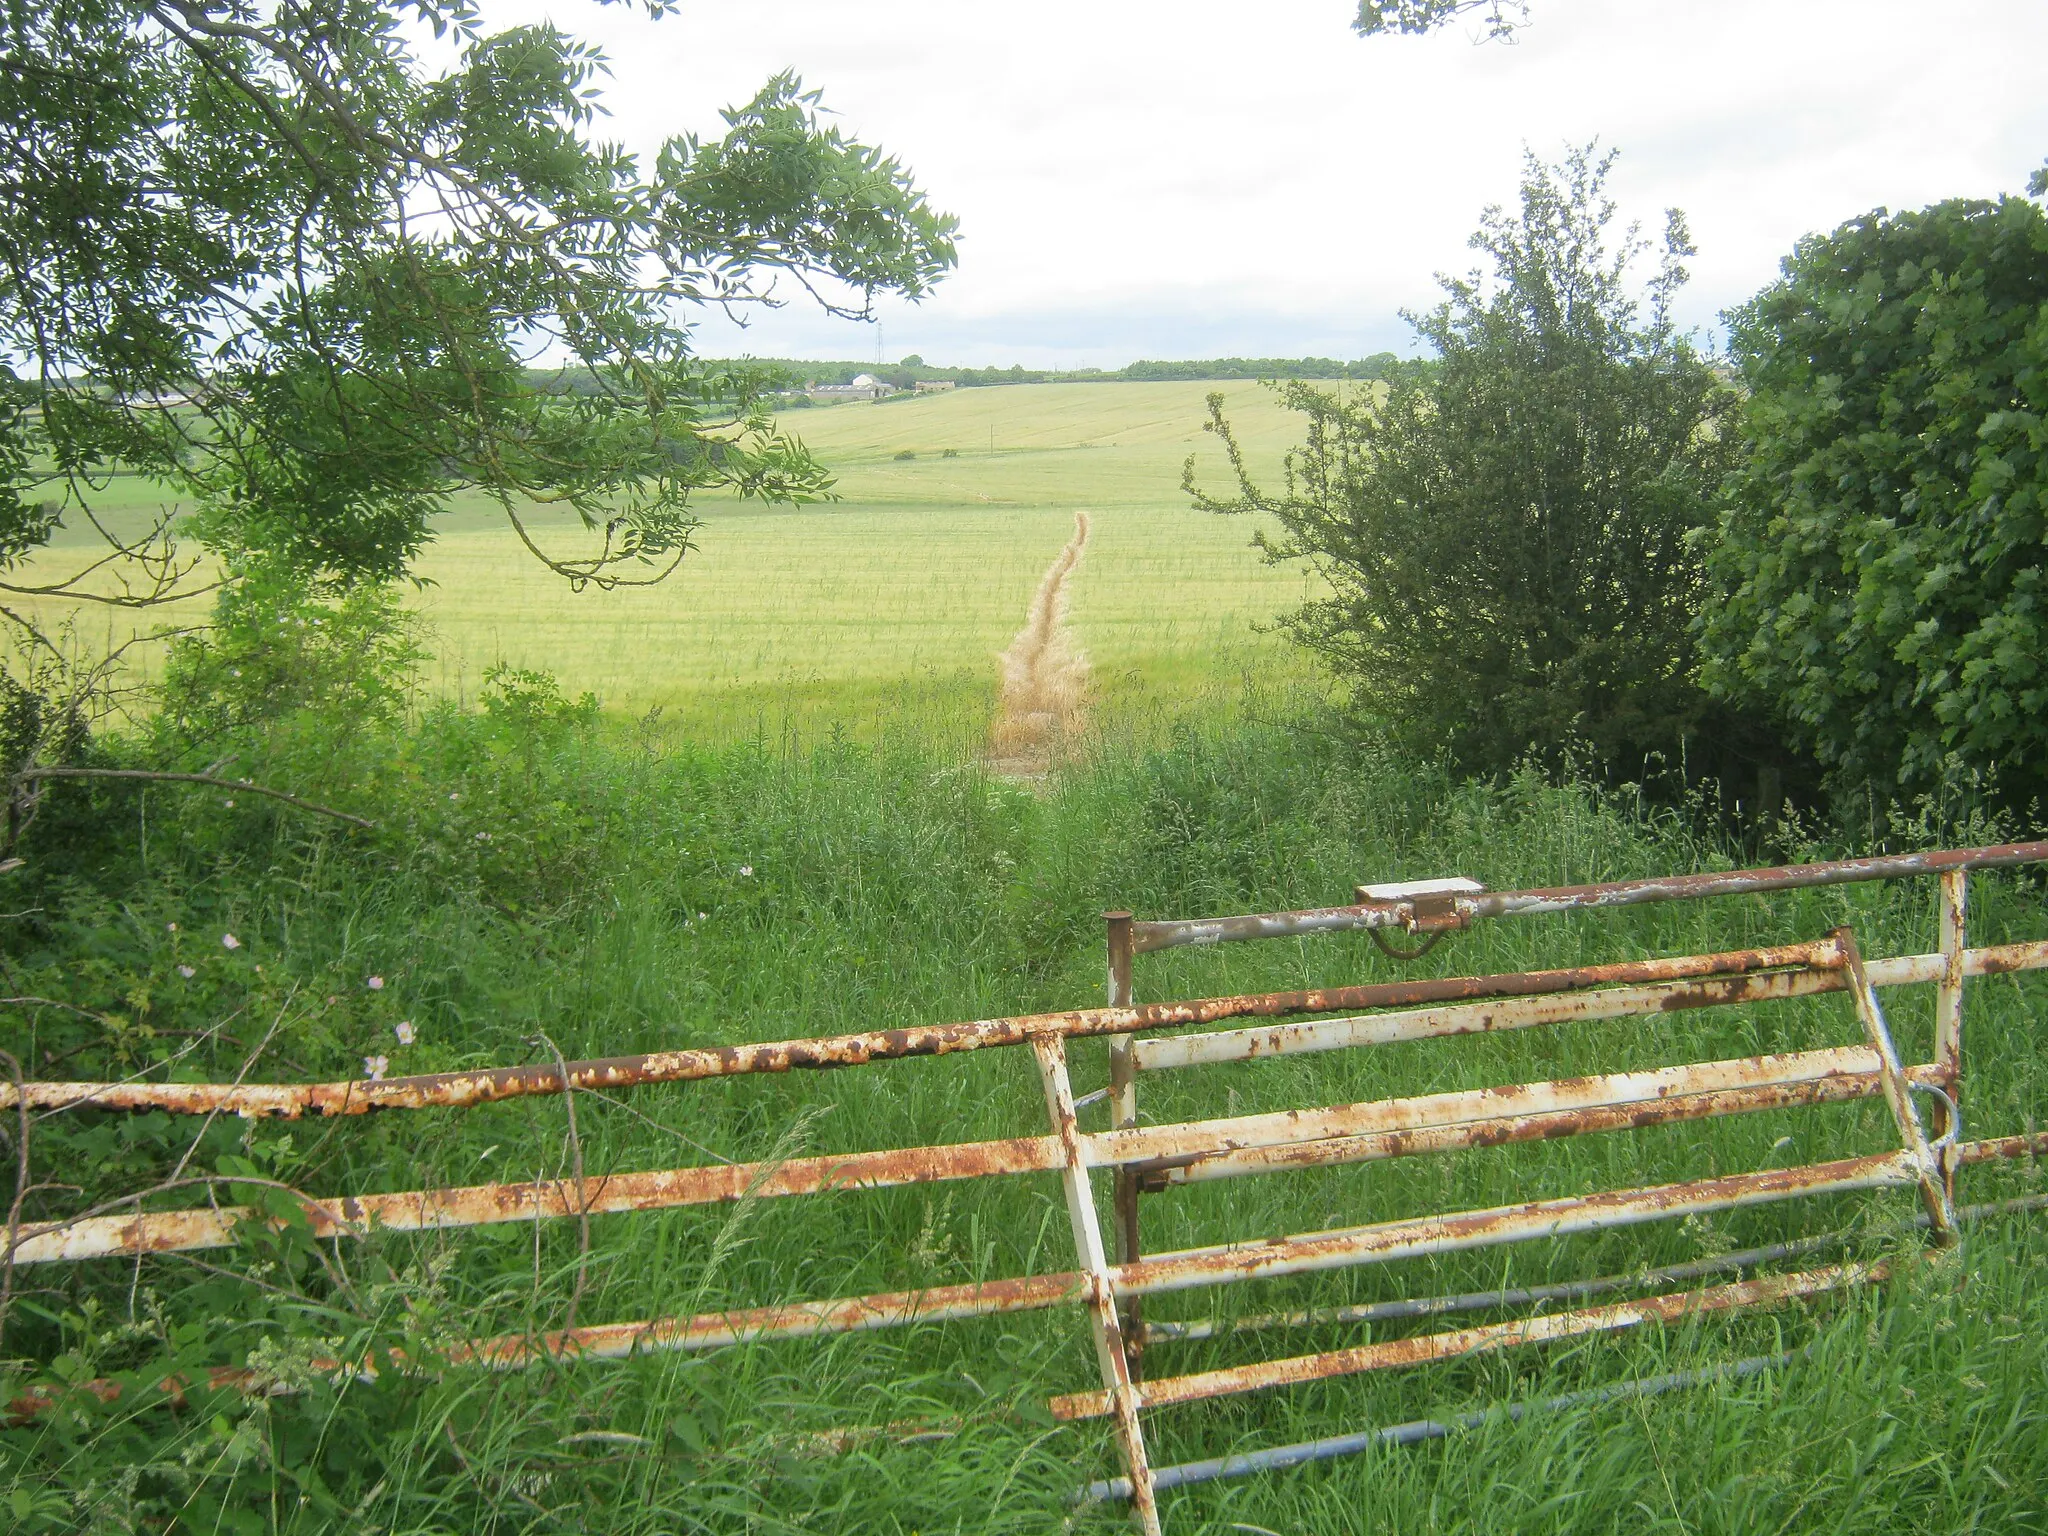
[694,354,1419,395]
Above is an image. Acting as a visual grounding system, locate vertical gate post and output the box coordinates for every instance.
[1104,911,1144,1375]
[1837,928,1959,1242]
[1933,871,1967,1149]
[1033,1032,1161,1535]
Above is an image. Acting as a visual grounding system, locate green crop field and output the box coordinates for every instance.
[23,381,1340,746]
[18,380,2048,1536]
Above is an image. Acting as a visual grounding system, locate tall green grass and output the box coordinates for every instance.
[5,708,2046,1532]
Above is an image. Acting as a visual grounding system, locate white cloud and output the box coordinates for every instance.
[491,0,2048,365]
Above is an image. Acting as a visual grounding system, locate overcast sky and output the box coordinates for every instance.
[491,0,2047,368]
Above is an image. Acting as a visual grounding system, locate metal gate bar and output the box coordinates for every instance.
[1084,1351,1798,1502]
[1049,1261,1884,1419]
[9,983,1987,1266]
[1123,841,2048,954]
[21,1194,2047,1434]
[1034,1032,1161,1529]
[1132,937,2048,1071]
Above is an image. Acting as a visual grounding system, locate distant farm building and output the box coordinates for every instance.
[808,373,894,402]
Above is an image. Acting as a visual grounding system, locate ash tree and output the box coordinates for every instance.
[0,0,955,745]
[1699,174,2048,808]
[1191,146,1754,784]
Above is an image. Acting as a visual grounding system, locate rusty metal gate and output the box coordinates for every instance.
[9,842,2048,1533]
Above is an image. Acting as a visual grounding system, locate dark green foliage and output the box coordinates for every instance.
[1,0,955,599]
[1700,192,2048,810]
[1354,0,1528,39]
[1191,147,1751,785]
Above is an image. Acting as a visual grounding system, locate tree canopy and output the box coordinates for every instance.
[1700,190,2048,806]
[1,0,956,613]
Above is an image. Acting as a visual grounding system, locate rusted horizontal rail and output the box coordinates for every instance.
[1136,1191,2048,1347]
[1,940,1844,1119]
[34,1192,2048,1431]
[1050,1261,1881,1420]
[460,1270,1089,1367]
[1084,1351,1796,1501]
[406,1133,2048,1369]
[9,1040,1932,1266]
[1131,839,2048,953]
[1133,1058,1942,1190]
[1134,939,2048,1072]
[6,1134,1065,1265]
[1118,1150,1920,1298]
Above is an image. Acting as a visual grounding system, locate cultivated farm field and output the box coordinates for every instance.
[26,382,1332,746]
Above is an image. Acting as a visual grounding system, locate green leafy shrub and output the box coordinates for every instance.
[1190,147,1762,787]
[1700,190,2048,809]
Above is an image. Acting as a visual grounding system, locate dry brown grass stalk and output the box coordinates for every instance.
[986,511,1091,777]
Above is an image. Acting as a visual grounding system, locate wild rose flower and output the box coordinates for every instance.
[394,1020,416,1045]
[366,976,384,991]
[222,933,241,950]
[738,865,754,878]
[363,1055,389,1082]
[178,965,196,979]
[167,922,178,933]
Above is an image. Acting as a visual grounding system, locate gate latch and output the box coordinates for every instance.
[1355,876,1484,934]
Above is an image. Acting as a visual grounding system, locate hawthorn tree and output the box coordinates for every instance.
[1189,146,1759,784]
[1700,183,2048,807]
[0,0,955,706]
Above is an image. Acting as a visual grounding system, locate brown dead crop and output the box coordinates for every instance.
[986,511,1091,777]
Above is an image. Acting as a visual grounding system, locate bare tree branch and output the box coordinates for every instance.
[13,767,375,830]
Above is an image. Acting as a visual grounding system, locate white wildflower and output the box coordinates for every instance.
[366,976,384,991]
[363,1055,389,1082]
[222,933,241,950]
[394,1020,416,1046]
[739,865,754,878]
[178,965,196,979]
